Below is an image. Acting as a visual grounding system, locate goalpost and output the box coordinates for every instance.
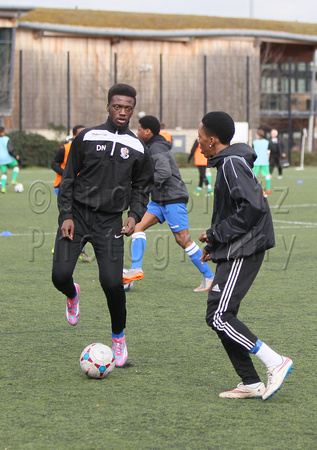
[296,128,307,171]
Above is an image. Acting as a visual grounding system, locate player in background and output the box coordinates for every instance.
[252,129,272,194]
[51,84,154,367]
[52,124,85,196]
[188,138,213,196]
[198,111,293,400]
[268,129,286,179]
[51,124,92,262]
[0,127,20,194]
[123,115,214,292]
[159,122,173,146]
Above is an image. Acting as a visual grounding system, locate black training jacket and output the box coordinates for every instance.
[58,118,154,223]
[205,143,275,262]
[147,134,189,205]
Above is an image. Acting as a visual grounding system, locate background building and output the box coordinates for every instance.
[2,6,317,154]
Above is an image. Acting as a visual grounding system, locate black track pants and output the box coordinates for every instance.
[206,252,265,384]
[197,165,207,188]
[269,154,283,176]
[52,203,126,334]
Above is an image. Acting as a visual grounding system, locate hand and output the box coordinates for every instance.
[199,231,209,243]
[122,217,136,236]
[200,249,211,263]
[61,219,74,240]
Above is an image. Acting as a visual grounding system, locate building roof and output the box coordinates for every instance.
[0,5,34,18]
[17,7,317,35]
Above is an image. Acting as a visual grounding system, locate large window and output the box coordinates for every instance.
[260,61,313,114]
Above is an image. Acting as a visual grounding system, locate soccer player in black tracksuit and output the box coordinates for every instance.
[52,84,154,367]
[268,128,286,178]
[123,115,214,292]
[198,111,293,400]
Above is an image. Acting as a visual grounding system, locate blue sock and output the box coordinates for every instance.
[112,331,124,339]
[185,242,214,278]
[249,339,263,354]
[131,232,146,269]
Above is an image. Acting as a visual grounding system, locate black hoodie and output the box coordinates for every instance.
[205,143,275,262]
[58,118,154,223]
[146,134,189,205]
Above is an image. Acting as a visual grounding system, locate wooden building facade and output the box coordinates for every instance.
[2,7,317,149]
[11,28,260,132]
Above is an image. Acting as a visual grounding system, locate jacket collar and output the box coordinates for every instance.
[146,133,172,149]
[105,117,130,134]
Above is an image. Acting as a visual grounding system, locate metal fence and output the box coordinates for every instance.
[12,49,260,132]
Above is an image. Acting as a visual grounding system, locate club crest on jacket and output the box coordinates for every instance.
[120,147,130,159]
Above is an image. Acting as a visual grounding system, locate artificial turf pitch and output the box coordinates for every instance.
[0,167,316,449]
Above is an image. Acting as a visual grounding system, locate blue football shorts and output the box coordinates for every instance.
[146,201,189,232]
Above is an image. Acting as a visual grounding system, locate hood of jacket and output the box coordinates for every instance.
[208,143,257,169]
[145,133,188,205]
[146,133,172,151]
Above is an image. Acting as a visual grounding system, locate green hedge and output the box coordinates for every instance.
[8,131,63,168]
[290,150,317,166]
[7,132,317,168]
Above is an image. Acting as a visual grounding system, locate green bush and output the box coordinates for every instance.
[7,133,317,168]
[291,149,317,166]
[8,131,63,168]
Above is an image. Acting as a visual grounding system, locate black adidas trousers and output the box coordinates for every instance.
[206,252,265,384]
[52,202,126,334]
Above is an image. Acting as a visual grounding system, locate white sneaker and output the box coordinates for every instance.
[123,268,144,284]
[123,269,134,291]
[262,356,293,400]
[277,175,283,180]
[193,277,214,292]
[219,382,265,399]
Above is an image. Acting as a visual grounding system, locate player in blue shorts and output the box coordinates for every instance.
[123,115,214,292]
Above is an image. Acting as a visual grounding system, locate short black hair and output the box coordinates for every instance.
[108,83,137,106]
[72,124,85,136]
[139,115,160,136]
[202,111,235,145]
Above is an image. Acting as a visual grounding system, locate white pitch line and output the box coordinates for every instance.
[0,232,57,237]
[2,216,317,238]
[273,220,317,226]
[273,226,317,229]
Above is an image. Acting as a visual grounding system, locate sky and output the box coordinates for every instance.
[6,0,317,24]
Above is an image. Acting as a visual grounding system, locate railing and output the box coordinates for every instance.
[260,92,313,117]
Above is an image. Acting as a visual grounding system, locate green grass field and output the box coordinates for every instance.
[1,167,316,449]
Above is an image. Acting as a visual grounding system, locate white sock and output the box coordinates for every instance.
[254,342,283,369]
[245,382,262,389]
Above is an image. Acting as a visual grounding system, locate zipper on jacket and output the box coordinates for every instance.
[110,130,118,156]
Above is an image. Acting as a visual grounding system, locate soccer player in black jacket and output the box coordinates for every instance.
[52,84,154,367]
[198,111,293,400]
[123,115,214,292]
